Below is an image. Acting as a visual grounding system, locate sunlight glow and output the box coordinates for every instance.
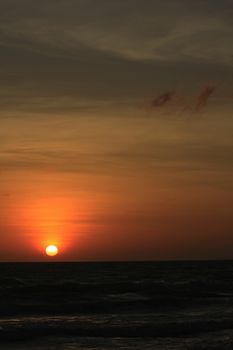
[46,245,58,257]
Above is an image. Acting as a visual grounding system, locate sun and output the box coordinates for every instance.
[45,245,58,257]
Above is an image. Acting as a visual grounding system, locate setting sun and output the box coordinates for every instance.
[45,245,58,257]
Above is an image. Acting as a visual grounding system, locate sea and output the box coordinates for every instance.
[0,261,233,349]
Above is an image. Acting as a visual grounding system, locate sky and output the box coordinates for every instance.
[0,0,232,261]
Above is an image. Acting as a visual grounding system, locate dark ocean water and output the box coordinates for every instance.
[0,261,233,349]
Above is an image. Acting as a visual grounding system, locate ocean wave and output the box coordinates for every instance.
[1,314,233,343]
[0,262,233,318]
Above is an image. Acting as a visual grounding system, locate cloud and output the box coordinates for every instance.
[151,92,176,108]
[0,1,232,65]
[0,0,232,119]
[195,85,216,111]
[147,84,222,114]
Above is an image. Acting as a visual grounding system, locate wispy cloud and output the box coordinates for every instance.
[0,1,232,64]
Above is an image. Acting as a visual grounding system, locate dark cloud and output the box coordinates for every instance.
[148,86,219,114]
[195,85,216,111]
[151,91,176,108]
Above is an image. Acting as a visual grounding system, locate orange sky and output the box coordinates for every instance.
[0,0,233,261]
